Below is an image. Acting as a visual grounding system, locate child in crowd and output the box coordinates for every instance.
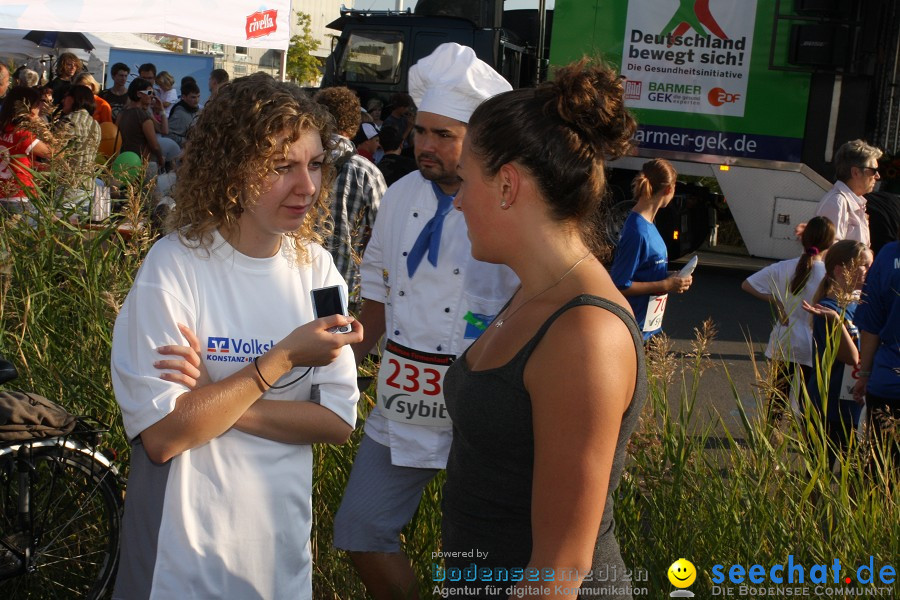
[155,71,178,118]
[802,239,872,470]
[742,216,835,419]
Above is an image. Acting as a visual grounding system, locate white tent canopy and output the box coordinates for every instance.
[0,29,170,62]
[0,0,291,50]
[86,32,172,63]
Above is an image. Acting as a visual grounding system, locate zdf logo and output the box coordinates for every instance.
[708,87,741,106]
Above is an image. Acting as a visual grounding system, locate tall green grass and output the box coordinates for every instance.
[619,324,899,596]
[0,161,155,463]
[2,181,898,598]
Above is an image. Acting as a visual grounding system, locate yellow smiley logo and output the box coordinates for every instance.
[668,558,697,588]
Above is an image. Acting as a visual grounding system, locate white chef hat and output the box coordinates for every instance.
[408,43,512,124]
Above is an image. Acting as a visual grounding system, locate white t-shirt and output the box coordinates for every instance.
[111,230,358,600]
[158,87,179,118]
[744,257,825,367]
[359,171,518,468]
[815,181,870,246]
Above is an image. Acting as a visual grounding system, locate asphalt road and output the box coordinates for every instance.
[660,253,777,437]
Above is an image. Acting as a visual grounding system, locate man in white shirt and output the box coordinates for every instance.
[815,139,882,246]
[332,43,519,600]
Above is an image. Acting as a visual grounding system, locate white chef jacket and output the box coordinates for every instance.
[815,180,870,246]
[359,171,519,468]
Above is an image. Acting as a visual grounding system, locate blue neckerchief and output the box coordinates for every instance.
[406,182,455,278]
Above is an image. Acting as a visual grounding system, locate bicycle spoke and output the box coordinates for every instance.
[32,459,109,554]
[32,564,85,599]
[0,447,121,599]
[38,545,110,566]
[38,490,109,550]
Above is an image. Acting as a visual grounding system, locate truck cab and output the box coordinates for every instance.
[322,6,541,106]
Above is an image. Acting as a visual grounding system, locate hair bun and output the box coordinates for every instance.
[542,59,637,160]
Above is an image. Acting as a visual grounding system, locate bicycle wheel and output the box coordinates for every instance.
[0,443,122,599]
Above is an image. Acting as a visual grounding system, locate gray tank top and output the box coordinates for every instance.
[441,294,646,599]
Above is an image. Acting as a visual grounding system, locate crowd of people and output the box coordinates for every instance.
[102,43,647,600]
[740,138,899,477]
[2,38,897,600]
[0,54,229,215]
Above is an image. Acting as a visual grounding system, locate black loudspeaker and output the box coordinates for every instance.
[788,24,850,67]
[793,0,853,18]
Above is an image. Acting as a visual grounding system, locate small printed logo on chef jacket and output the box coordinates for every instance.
[463,313,495,339]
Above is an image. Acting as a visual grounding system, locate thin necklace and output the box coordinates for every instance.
[494,252,591,328]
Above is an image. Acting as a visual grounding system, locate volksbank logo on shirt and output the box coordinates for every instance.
[206,336,275,362]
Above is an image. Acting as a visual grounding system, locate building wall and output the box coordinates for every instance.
[299,0,355,59]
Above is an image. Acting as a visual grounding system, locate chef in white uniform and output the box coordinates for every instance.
[333,43,520,600]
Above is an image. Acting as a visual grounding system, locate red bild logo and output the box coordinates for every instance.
[246,9,277,40]
[624,80,643,100]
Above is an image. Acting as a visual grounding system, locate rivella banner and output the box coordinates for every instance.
[549,0,811,162]
[0,0,291,50]
[621,0,756,118]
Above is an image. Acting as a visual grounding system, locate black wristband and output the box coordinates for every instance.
[253,356,311,390]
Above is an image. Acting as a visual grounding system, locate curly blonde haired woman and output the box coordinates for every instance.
[110,73,363,600]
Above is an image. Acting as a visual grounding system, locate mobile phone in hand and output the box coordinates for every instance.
[311,285,351,333]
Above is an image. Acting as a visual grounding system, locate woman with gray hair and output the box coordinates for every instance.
[815,139,882,245]
[16,68,39,88]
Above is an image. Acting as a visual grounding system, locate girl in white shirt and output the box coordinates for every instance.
[741,215,835,421]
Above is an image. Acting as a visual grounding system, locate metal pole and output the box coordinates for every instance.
[825,74,842,163]
[537,0,547,83]
[889,12,900,151]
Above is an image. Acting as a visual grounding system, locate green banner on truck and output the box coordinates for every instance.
[549,0,811,162]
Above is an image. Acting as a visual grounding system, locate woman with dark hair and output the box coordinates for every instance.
[58,84,101,180]
[441,60,645,599]
[611,158,692,341]
[110,73,363,598]
[742,216,836,418]
[0,86,52,213]
[38,85,55,122]
[115,78,164,167]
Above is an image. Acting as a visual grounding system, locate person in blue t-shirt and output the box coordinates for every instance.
[853,234,900,472]
[610,158,692,341]
[802,240,873,471]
